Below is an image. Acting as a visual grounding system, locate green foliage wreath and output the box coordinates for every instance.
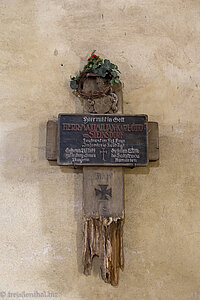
[70,50,120,90]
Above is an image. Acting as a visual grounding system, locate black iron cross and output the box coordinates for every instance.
[95,184,112,200]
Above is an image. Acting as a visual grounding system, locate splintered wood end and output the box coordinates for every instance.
[82,217,124,286]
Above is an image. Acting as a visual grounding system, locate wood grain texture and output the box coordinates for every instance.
[148,122,159,161]
[83,218,124,286]
[46,120,57,161]
[83,167,124,218]
[82,83,124,286]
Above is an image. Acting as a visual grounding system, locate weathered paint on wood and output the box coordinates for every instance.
[46,120,160,163]
[57,114,148,166]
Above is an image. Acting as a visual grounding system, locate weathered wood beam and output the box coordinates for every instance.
[148,122,159,161]
[46,120,57,161]
[81,84,124,285]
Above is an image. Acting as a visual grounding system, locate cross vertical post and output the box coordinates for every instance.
[82,85,124,286]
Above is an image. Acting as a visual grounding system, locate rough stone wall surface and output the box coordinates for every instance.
[0,0,200,299]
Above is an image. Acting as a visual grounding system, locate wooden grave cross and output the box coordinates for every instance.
[46,83,159,286]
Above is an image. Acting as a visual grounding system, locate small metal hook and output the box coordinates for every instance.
[130,163,136,169]
[73,162,78,169]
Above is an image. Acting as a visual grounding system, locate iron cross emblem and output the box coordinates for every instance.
[95,184,112,200]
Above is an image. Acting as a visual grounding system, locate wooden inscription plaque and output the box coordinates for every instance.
[58,114,148,166]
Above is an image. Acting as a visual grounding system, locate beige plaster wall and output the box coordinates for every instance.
[0,0,200,299]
